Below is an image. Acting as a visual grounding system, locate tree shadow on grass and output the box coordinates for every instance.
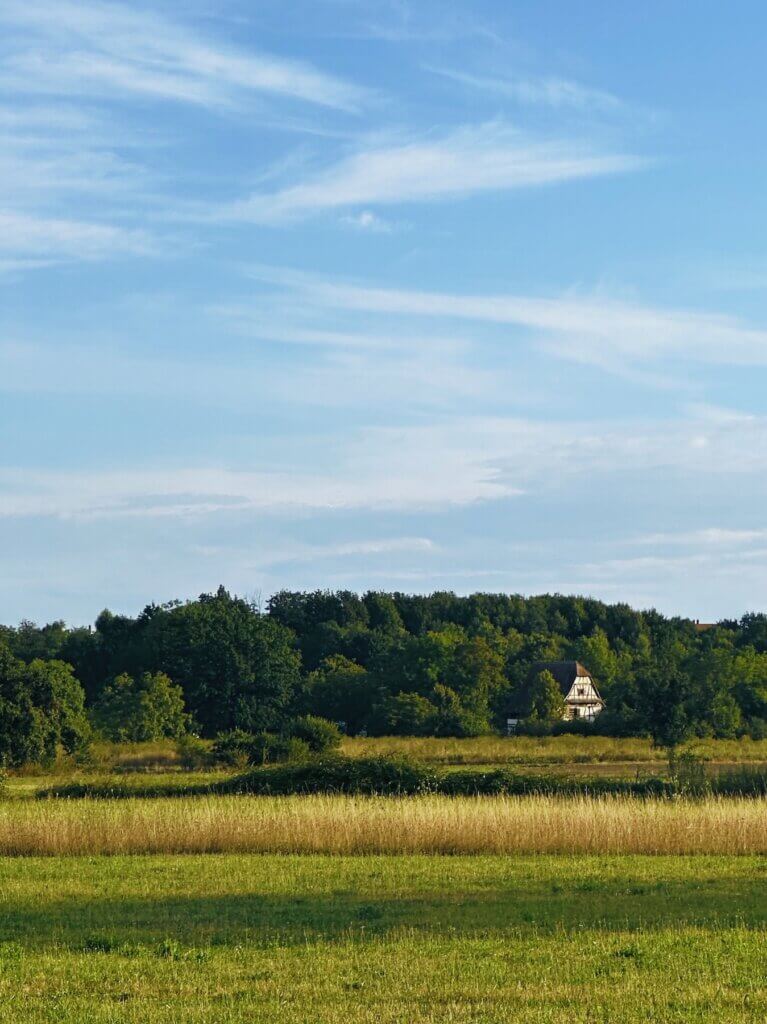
[3,876,767,950]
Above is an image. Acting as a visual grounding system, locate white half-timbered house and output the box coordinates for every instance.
[506,661,605,733]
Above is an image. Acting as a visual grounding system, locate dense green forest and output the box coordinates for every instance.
[2,587,767,765]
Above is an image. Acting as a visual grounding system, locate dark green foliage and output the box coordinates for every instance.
[38,776,212,799]
[372,692,439,736]
[9,590,767,744]
[304,656,373,735]
[289,715,342,753]
[210,729,256,766]
[437,769,669,798]
[92,672,189,742]
[41,755,680,800]
[217,754,440,796]
[668,750,709,796]
[247,733,311,765]
[175,734,211,770]
[133,588,301,736]
[710,764,767,796]
[0,645,90,768]
[527,670,567,721]
[211,729,310,766]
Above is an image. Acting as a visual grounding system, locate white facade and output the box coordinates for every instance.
[506,663,604,733]
[562,674,603,721]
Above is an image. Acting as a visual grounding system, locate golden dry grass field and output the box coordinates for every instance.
[6,794,767,856]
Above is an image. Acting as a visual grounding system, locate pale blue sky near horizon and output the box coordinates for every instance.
[2,0,767,626]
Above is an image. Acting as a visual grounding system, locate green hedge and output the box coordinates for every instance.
[38,755,676,800]
[437,768,670,798]
[216,755,439,796]
[710,765,767,796]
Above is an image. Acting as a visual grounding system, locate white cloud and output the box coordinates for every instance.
[224,122,641,221]
[632,528,767,548]
[0,210,153,265]
[245,536,437,569]
[426,67,622,112]
[0,116,145,202]
[0,452,517,521]
[5,405,767,523]
[267,270,767,371]
[341,210,395,233]
[0,0,368,112]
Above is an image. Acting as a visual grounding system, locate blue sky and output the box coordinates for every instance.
[3,0,767,625]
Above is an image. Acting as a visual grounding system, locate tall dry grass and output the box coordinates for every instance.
[5,795,767,856]
[341,735,767,765]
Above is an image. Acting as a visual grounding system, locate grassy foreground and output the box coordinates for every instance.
[8,794,767,855]
[1,853,767,1022]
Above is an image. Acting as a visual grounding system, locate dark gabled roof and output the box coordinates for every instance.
[504,661,598,716]
[528,661,593,696]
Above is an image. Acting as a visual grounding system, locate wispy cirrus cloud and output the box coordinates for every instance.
[241,536,438,570]
[0,106,146,205]
[253,268,767,373]
[0,110,159,268]
[426,66,622,112]
[0,0,369,112]
[631,527,767,548]
[223,122,642,222]
[0,210,153,267]
[0,456,517,522]
[4,405,767,523]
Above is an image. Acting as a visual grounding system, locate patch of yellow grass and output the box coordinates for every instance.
[341,735,767,765]
[6,795,767,856]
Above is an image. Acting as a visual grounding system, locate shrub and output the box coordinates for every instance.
[437,769,669,798]
[712,765,767,796]
[668,750,709,796]
[210,729,258,768]
[248,733,311,765]
[176,734,211,770]
[289,715,342,753]
[747,717,767,740]
[40,756,674,800]
[211,729,310,767]
[220,754,439,796]
[38,775,212,799]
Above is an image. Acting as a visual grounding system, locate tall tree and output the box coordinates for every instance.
[0,645,90,767]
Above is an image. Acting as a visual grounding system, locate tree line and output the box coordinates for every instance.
[2,586,767,765]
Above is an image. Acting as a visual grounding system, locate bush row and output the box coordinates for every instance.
[36,754,672,799]
[36,754,767,801]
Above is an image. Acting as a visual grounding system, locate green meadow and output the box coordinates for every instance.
[2,853,767,1022]
[4,736,767,1021]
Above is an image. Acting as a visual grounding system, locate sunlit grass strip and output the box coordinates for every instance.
[341,735,767,765]
[5,795,767,856]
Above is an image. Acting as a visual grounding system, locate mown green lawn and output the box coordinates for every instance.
[1,854,767,1022]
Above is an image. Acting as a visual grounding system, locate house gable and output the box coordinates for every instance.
[564,676,601,703]
[505,660,605,731]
